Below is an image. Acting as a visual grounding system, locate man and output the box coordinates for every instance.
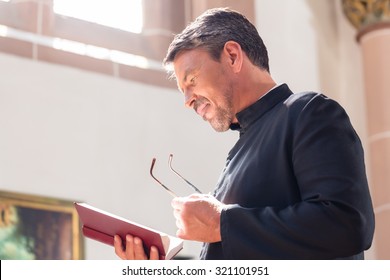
[115,8,374,260]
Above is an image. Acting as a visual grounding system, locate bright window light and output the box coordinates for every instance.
[0,24,9,37]
[53,0,143,34]
[0,0,11,2]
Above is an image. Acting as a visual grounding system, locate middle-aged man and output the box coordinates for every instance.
[114,7,375,260]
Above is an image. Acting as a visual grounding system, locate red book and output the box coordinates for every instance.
[74,202,183,260]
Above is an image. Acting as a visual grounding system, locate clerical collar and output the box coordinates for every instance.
[258,84,281,100]
[229,84,293,132]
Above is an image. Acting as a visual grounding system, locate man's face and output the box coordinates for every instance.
[173,48,236,132]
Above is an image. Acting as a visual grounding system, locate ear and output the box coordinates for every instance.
[222,41,243,73]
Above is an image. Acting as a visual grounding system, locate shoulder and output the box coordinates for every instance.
[284,91,327,107]
[284,91,346,117]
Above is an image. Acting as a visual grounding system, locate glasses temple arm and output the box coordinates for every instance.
[150,158,177,198]
[168,154,202,194]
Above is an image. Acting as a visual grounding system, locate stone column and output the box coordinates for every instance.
[342,0,390,259]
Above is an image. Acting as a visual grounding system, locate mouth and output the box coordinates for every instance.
[195,102,209,119]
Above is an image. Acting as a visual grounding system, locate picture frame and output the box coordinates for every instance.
[0,190,84,260]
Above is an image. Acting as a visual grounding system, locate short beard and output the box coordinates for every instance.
[209,108,233,132]
[209,88,235,132]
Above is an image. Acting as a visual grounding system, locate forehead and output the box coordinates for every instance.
[173,49,210,77]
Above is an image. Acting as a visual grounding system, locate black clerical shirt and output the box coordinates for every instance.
[200,84,375,259]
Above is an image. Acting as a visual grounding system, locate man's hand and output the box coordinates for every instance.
[114,234,159,260]
[171,194,224,242]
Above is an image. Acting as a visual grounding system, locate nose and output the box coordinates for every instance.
[184,90,197,109]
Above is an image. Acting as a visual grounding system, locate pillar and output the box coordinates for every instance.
[342,0,390,259]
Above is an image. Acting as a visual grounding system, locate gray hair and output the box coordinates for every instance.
[163,8,269,74]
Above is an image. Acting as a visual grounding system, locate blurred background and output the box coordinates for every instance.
[0,0,389,259]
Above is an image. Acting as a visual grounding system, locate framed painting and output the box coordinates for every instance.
[0,190,84,260]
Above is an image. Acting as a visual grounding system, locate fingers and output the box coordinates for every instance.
[171,197,185,209]
[114,235,126,259]
[114,234,137,259]
[149,246,159,260]
[114,234,159,260]
[172,198,185,238]
[171,194,224,242]
[133,236,147,259]
[171,193,204,208]
[171,196,193,240]
[174,217,186,239]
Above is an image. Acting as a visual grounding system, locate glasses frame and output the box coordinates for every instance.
[150,154,202,197]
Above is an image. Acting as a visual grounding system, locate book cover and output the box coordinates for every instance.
[74,202,183,260]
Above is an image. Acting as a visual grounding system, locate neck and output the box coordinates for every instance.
[233,66,276,116]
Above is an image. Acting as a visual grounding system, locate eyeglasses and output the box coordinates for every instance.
[150,154,202,197]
